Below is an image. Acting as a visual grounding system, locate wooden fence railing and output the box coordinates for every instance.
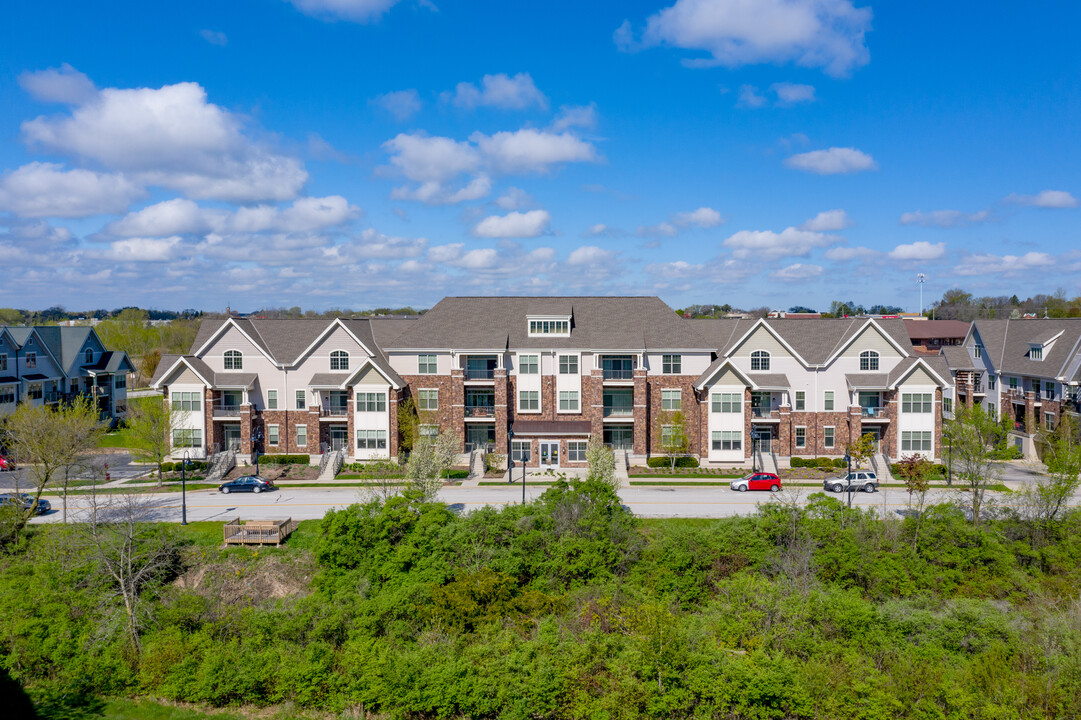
[223,518,298,546]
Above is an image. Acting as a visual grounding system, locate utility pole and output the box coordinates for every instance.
[917,273,926,316]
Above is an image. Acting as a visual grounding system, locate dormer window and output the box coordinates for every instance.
[330,350,349,371]
[1029,345,1043,361]
[224,350,243,370]
[750,350,770,371]
[527,315,571,337]
[859,350,879,371]
[84,348,94,364]
[974,344,983,359]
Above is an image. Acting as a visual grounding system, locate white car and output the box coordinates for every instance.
[824,471,878,493]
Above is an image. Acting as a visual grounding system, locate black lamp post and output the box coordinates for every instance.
[252,426,265,476]
[844,452,854,508]
[180,450,190,526]
[947,432,953,486]
[507,429,514,485]
[750,430,760,473]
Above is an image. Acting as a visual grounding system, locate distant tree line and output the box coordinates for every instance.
[0,306,202,325]
[931,289,1081,321]
[247,306,426,319]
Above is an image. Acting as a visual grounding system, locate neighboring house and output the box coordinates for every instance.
[148,297,954,467]
[903,319,970,355]
[0,325,135,422]
[149,316,412,459]
[942,319,1081,459]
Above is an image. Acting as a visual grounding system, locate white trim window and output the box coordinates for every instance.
[712,392,741,413]
[942,397,953,414]
[795,427,806,448]
[988,375,997,390]
[418,354,437,374]
[859,350,879,371]
[824,427,835,448]
[268,424,279,446]
[662,355,681,374]
[568,441,587,462]
[114,375,127,390]
[661,389,682,411]
[711,431,741,451]
[901,431,932,452]
[519,390,539,411]
[356,392,387,412]
[974,344,983,359]
[750,350,770,371]
[331,350,349,370]
[171,391,201,411]
[357,429,387,449]
[26,352,36,369]
[84,348,94,364]
[296,389,306,410]
[795,391,805,411]
[559,391,579,412]
[224,350,242,370]
[558,355,578,374]
[419,424,438,439]
[901,393,933,413]
[296,424,307,448]
[824,391,834,411]
[519,355,539,374]
[511,440,531,462]
[172,428,202,448]
[661,424,680,446]
[418,389,438,411]
[528,317,570,336]
[266,390,278,410]
[1029,345,1043,361]
[0,354,6,371]
[0,387,14,404]
[27,383,43,400]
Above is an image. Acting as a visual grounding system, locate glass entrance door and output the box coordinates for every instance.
[752,425,773,453]
[222,424,241,452]
[603,425,634,449]
[862,427,881,451]
[539,441,560,467]
[329,426,348,451]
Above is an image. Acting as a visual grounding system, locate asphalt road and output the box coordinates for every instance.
[32,483,1076,524]
[0,452,151,490]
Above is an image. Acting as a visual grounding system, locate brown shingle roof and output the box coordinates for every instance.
[903,319,971,341]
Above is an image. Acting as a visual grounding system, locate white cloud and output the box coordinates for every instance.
[621,0,872,77]
[286,0,402,23]
[0,162,144,218]
[674,206,723,228]
[722,226,837,259]
[771,263,823,281]
[447,73,548,111]
[352,228,427,259]
[457,248,499,269]
[637,221,678,238]
[584,223,625,238]
[1004,190,1078,209]
[428,243,464,263]
[801,209,851,231]
[771,82,816,105]
[105,198,211,236]
[825,245,876,261]
[17,64,97,104]
[737,85,767,108]
[784,147,876,174]
[495,186,533,210]
[382,133,481,183]
[888,241,946,261]
[200,29,228,46]
[954,251,1055,276]
[899,209,991,228]
[22,81,308,202]
[105,195,359,237]
[472,209,551,238]
[372,89,422,121]
[552,103,598,132]
[106,236,183,262]
[471,129,598,174]
[567,246,616,265]
[390,175,491,205]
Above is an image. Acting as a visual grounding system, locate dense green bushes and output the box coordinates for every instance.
[257,453,310,465]
[646,456,700,468]
[3,483,1081,718]
[790,457,848,468]
[160,460,208,472]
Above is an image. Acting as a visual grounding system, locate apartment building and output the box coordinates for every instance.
[0,325,134,422]
[943,319,1081,458]
[151,297,953,467]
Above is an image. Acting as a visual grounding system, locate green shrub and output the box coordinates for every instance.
[160,461,175,472]
[815,457,834,469]
[259,453,310,465]
[441,469,469,479]
[834,458,848,467]
[646,456,699,468]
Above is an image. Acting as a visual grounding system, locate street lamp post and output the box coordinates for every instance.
[252,426,265,476]
[180,450,190,526]
[844,452,854,508]
[507,429,514,485]
[750,430,760,473]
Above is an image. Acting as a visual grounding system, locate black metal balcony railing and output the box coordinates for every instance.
[320,405,349,417]
[213,403,242,417]
[464,368,496,380]
[602,369,634,380]
[750,407,776,418]
[861,406,888,418]
[465,405,495,418]
[603,405,634,417]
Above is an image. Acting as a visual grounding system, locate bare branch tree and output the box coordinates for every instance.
[946,404,1003,526]
[125,395,178,486]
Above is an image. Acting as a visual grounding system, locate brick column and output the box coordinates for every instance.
[883,391,898,457]
[587,370,604,442]
[934,388,943,461]
[633,368,648,456]
[1025,392,1036,434]
[308,405,320,453]
[494,368,509,454]
[450,368,466,451]
[389,389,400,459]
[698,389,710,461]
[240,404,253,455]
[848,405,862,448]
[778,405,792,456]
[346,394,355,459]
[203,388,217,454]
[961,381,974,408]
[743,387,753,460]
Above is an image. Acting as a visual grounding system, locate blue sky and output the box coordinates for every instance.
[1,0,1078,312]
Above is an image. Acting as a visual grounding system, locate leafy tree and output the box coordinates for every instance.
[585,436,616,488]
[788,305,817,313]
[1022,414,1081,545]
[396,396,419,453]
[658,410,691,470]
[404,432,460,500]
[896,453,933,549]
[125,397,178,486]
[945,403,1003,525]
[846,432,877,469]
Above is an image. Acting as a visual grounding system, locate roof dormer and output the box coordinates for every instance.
[527,315,571,337]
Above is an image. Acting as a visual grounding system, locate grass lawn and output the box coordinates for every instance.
[98,427,138,449]
[629,473,743,479]
[630,480,736,486]
[478,480,559,486]
[93,697,287,719]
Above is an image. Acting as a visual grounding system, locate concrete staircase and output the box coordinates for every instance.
[755,449,778,475]
[318,448,345,481]
[205,450,236,484]
[615,448,630,486]
[871,453,894,482]
[467,449,484,482]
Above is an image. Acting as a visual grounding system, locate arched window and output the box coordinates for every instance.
[224,350,242,370]
[859,350,879,371]
[750,350,770,371]
[84,348,93,364]
[330,350,349,371]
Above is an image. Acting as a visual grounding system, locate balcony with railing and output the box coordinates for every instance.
[750,406,779,419]
[601,355,635,381]
[465,405,496,418]
[320,404,349,418]
[861,406,889,420]
[464,368,496,380]
[603,404,634,417]
[463,355,498,381]
[213,402,242,417]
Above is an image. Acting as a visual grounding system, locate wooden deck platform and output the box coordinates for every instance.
[223,518,298,546]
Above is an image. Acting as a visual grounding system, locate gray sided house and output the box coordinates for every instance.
[942,318,1081,459]
[150,297,953,470]
[0,325,135,422]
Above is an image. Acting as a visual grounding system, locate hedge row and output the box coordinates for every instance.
[646,456,700,468]
[790,457,848,469]
[159,460,208,472]
[257,454,310,465]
